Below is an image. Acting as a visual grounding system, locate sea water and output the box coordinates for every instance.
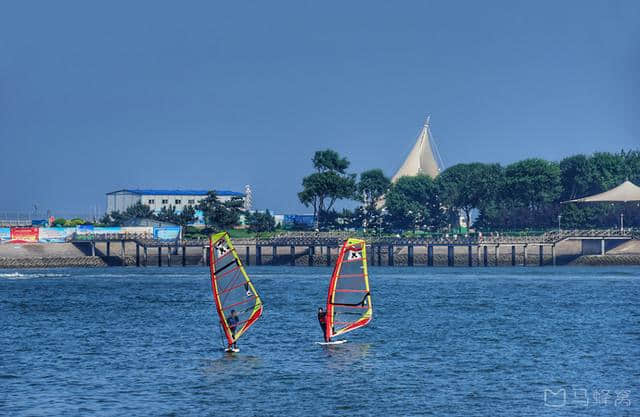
[1,266,639,416]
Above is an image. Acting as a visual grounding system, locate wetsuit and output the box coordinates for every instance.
[227,314,240,347]
[317,311,327,341]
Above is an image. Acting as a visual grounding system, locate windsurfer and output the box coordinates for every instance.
[227,309,240,350]
[317,307,328,341]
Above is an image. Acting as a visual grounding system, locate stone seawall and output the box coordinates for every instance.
[1,253,638,268]
[572,255,640,266]
[0,257,108,268]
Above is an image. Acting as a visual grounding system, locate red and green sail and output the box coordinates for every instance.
[209,232,262,347]
[325,238,372,341]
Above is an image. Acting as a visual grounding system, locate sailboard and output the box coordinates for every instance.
[209,231,263,351]
[323,238,372,343]
[315,340,347,346]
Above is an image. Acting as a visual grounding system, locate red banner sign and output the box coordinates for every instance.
[10,227,40,243]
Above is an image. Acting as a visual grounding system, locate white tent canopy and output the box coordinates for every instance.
[563,180,640,203]
[376,117,443,211]
[391,118,441,182]
[562,180,640,231]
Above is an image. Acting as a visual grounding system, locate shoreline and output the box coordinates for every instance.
[1,254,639,269]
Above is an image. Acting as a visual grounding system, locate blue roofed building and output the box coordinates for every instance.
[106,189,247,219]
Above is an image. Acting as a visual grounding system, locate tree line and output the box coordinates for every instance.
[298,149,640,232]
[96,149,640,234]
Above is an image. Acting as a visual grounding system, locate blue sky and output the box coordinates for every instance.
[1,1,639,217]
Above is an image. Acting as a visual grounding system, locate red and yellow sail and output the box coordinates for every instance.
[325,238,372,341]
[209,232,262,346]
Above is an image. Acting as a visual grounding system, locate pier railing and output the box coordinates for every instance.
[66,228,637,247]
[58,228,639,268]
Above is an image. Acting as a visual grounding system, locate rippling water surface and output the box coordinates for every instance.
[2,266,639,416]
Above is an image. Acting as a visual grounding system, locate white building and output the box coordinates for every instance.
[106,189,246,214]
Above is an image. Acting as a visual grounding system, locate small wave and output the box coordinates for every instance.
[0,272,71,280]
[0,272,24,278]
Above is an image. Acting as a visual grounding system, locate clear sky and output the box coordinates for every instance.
[1,1,639,217]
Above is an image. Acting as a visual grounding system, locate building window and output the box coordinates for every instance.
[147,199,155,204]
[175,199,181,204]
[188,199,195,204]
[162,199,168,204]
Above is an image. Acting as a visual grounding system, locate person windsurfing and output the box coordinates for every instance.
[317,238,372,345]
[227,309,240,350]
[317,307,328,341]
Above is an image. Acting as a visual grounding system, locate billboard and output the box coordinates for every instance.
[283,214,315,228]
[153,226,181,241]
[121,227,153,236]
[93,227,122,235]
[76,225,95,235]
[39,228,73,243]
[10,227,39,243]
[1,226,163,243]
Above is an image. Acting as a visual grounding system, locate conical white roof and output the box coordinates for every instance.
[391,121,440,182]
[564,180,640,203]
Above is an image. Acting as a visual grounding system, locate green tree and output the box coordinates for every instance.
[246,210,276,233]
[557,151,634,229]
[559,154,593,200]
[436,163,503,229]
[385,175,445,230]
[476,159,561,229]
[66,218,89,227]
[313,149,349,173]
[178,205,197,227]
[100,202,155,226]
[357,169,391,229]
[123,202,155,219]
[624,150,640,183]
[589,152,627,192]
[99,211,124,226]
[503,158,562,210]
[198,191,243,231]
[298,150,356,229]
[558,154,600,228]
[156,205,180,224]
[52,218,67,227]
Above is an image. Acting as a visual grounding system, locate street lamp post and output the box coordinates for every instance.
[558,215,562,233]
[378,209,386,238]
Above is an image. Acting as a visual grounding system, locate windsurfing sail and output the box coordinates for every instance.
[209,231,263,347]
[325,238,372,341]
